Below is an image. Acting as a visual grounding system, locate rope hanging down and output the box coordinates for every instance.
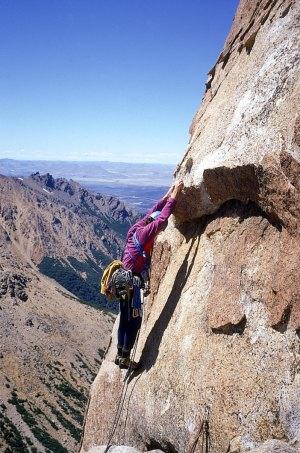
[189,406,211,453]
[104,324,141,453]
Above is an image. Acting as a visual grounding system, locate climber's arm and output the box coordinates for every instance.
[146,184,175,216]
[138,180,184,243]
[138,198,177,243]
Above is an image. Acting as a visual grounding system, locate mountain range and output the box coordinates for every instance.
[0,172,136,451]
[0,159,174,212]
[0,172,138,310]
[0,159,174,187]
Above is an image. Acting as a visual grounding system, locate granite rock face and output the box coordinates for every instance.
[81,1,300,452]
[249,439,299,453]
[86,446,163,453]
[174,0,300,236]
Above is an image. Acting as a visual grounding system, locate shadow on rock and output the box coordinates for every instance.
[134,234,200,376]
[129,200,282,382]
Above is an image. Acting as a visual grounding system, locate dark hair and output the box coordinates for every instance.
[145,216,154,225]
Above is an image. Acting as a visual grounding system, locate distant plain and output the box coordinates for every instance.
[0,159,174,211]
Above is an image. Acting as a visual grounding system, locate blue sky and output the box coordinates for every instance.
[0,0,238,164]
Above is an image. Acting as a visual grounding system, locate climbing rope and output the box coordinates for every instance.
[189,420,204,453]
[104,377,130,453]
[122,371,143,443]
[104,306,142,453]
[104,329,141,452]
[201,416,210,453]
[78,394,91,452]
[189,406,211,453]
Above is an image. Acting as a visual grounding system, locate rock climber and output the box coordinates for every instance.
[115,180,184,369]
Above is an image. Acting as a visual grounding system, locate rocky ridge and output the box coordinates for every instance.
[81,1,300,452]
[0,222,114,452]
[0,174,136,451]
[0,172,138,308]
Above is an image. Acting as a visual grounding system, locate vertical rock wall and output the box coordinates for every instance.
[81,1,300,452]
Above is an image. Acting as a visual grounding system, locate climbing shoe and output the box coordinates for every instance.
[118,357,139,370]
[114,354,122,366]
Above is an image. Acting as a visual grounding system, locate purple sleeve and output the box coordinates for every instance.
[136,197,169,225]
[129,218,145,232]
[146,197,168,216]
[137,198,176,245]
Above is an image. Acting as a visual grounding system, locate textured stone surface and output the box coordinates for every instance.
[249,439,299,452]
[174,0,300,234]
[81,1,300,452]
[82,204,300,452]
[85,446,164,453]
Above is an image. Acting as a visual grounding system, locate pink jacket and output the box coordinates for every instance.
[122,197,176,273]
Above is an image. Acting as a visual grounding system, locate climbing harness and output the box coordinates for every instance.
[100,258,144,315]
[131,231,152,274]
[132,232,150,261]
[111,267,134,301]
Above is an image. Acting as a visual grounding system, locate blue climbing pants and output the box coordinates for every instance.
[117,298,142,357]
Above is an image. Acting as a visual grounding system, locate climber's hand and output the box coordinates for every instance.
[163,184,175,200]
[176,180,184,191]
[171,180,184,199]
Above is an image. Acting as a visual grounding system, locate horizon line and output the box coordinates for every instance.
[0,157,177,166]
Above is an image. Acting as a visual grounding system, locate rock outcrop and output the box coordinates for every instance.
[0,272,29,301]
[81,1,300,452]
